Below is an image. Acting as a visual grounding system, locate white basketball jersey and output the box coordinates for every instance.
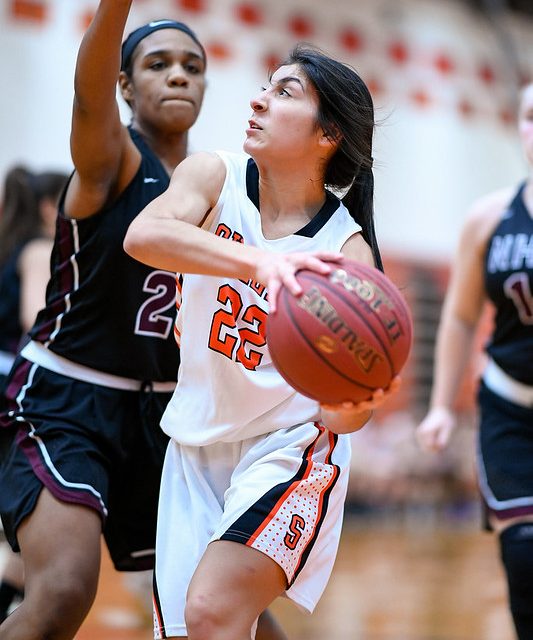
[161,151,362,446]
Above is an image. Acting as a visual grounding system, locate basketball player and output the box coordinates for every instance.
[0,2,208,638]
[125,44,399,639]
[417,83,533,639]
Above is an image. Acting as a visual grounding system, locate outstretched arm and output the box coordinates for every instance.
[66,0,139,219]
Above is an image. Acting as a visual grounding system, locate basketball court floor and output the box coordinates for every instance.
[69,515,515,640]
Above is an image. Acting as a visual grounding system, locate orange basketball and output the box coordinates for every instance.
[267,259,413,404]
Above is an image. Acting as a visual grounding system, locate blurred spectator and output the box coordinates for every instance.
[0,165,68,622]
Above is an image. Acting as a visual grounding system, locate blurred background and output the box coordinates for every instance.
[1,0,533,638]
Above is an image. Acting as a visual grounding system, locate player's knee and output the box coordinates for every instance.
[499,522,533,614]
[185,591,242,639]
[24,571,97,638]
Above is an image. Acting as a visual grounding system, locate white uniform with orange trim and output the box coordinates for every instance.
[154,151,361,639]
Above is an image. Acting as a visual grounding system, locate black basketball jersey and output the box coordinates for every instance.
[30,127,179,382]
[0,244,25,355]
[484,183,533,385]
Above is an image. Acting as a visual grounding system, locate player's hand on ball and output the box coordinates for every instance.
[255,250,343,313]
[321,375,402,412]
[320,376,402,434]
[267,259,413,405]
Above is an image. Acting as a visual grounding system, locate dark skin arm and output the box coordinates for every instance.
[65,0,140,220]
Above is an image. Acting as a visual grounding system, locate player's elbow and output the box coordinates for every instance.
[123,217,149,262]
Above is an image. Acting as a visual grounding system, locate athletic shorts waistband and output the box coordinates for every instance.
[483,357,533,408]
[21,341,177,392]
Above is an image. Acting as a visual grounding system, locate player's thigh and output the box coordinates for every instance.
[187,540,287,618]
[18,487,102,593]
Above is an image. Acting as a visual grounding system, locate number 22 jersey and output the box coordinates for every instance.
[161,151,362,446]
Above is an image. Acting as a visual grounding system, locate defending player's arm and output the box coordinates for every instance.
[66,0,140,220]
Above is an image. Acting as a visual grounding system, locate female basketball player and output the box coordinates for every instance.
[0,2,209,638]
[125,44,398,639]
[417,83,533,639]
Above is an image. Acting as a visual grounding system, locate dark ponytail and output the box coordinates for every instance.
[282,45,382,270]
[342,167,383,271]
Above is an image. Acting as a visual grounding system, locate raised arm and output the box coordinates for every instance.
[66,0,139,219]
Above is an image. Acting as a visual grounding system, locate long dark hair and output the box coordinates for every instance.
[281,45,383,271]
[0,166,67,268]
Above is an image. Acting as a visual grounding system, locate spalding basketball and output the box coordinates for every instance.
[267,259,413,404]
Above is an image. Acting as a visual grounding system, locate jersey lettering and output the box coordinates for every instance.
[135,270,176,339]
[504,272,533,325]
[208,284,267,370]
[488,233,533,273]
[208,284,241,359]
[284,514,306,550]
[214,223,268,300]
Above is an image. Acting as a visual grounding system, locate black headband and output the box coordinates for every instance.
[121,20,206,71]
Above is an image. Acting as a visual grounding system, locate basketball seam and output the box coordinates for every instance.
[306,272,396,373]
[282,285,377,390]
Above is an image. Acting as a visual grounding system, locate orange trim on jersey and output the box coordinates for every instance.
[324,427,336,464]
[291,429,339,579]
[173,323,181,346]
[152,593,165,638]
[245,424,325,547]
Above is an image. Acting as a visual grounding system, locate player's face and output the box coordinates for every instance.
[121,29,206,135]
[518,84,533,166]
[244,64,326,163]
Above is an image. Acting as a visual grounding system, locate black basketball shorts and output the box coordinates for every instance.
[0,355,171,571]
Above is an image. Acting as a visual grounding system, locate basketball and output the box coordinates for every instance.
[267,259,413,404]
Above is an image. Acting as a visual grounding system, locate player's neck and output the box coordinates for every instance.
[257,173,327,239]
[257,160,325,216]
[133,125,189,175]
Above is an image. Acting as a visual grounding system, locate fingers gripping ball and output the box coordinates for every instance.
[267,259,413,404]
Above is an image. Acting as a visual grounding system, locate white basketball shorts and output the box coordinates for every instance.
[153,421,351,638]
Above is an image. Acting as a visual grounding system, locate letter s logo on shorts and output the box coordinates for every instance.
[284,514,306,550]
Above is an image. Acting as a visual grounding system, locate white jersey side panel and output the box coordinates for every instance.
[161,151,362,446]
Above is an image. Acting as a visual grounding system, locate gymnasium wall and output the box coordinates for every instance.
[1,0,532,260]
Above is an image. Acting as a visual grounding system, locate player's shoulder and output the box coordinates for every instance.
[341,232,374,266]
[180,151,225,171]
[462,185,516,247]
[466,185,515,225]
[171,151,226,187]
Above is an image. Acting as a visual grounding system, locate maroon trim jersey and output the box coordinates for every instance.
[484,183,533,385]
[29,127,179,382]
